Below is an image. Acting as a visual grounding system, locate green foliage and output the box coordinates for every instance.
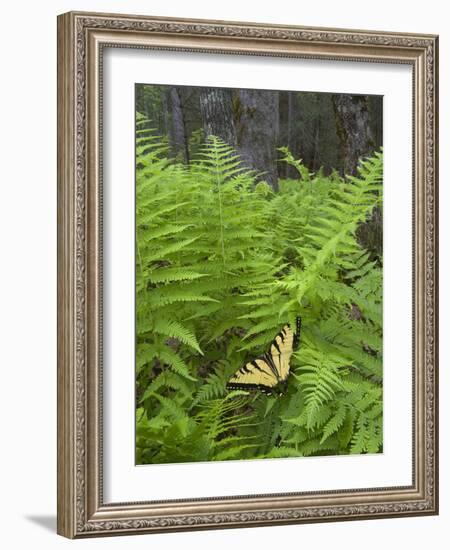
[136,118,383,464]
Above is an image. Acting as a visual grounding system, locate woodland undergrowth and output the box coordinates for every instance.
[135,113,383,464]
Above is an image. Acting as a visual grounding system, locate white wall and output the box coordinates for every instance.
[0,0,447,548]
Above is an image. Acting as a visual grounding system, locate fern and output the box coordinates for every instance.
[135,119,383,464]
[193,363,230,403]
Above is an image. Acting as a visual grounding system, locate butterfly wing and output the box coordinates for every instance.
[269,324,295,382]
[227,358,279,393]
[226,316,301,394]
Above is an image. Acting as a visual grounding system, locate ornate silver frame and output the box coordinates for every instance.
[57,11,439,538]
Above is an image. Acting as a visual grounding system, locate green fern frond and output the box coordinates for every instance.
[152,319,203,355]
[135,128,383,464]
[320,404,347,443]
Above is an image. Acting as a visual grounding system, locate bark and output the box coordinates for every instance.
[162,89,169,136]
[332,94,374,176]
[199,88,236,147]
[278,92,289,177]
[312,120,320,171]
[287,92,293,156]
[333,94,381,260]
[285,92,297,178]
[235,89,280,189]
[169,87,189,163]
[356,204,383,261]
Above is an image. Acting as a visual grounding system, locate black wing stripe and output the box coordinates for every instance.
[250,360,265,372]
[271,338,281,355]
[264,352,281,380]
[227,382,274,394]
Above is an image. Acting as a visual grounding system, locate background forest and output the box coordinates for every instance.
[135,84,383,465]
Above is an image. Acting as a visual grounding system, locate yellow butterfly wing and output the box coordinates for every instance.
[227,359,278,392]
[269,324,294,381]
[226,316,301,394]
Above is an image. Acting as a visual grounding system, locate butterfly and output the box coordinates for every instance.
[227,316,301,395]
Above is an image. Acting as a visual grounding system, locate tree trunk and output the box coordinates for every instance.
[285,92,297,178]
[169,87,189,163]
[356,204,383,261]
[162,89,170,136]
[312,120,320,171]
[199,88,236,147]
[286,92,294,177]
[235,89,280,190]
[332,94,374,176]
[333,94,381,260]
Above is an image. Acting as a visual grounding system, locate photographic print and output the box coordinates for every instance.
[135,84,383,465]
[58,12,438,537]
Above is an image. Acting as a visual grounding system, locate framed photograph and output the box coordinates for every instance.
[57,11,439,538]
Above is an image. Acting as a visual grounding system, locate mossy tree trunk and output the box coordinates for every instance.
[332,94,375,176]
[199,87,237,147]
[279,91,299,179]
[333,94,382,260]
[235,89,280,190]
[170,87,190,163]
